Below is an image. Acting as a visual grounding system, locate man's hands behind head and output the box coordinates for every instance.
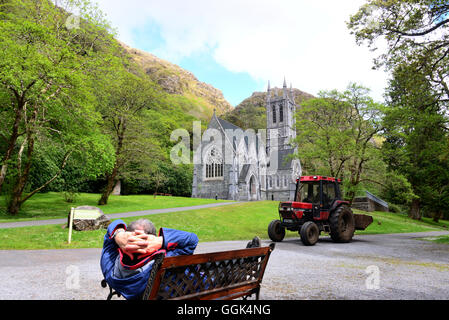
[115,229,163,260]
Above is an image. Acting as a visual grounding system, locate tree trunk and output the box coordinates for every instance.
[6,131,36,215]
[99,117,126,206]
[7,192,22,216]
[154,181,160,199]
[346,190,356,206]
[433,211,442,223]
[98,166,118,206]
[409,199,421,220]
[0,100,26,194]
[0,163,9,194]
[6,174,28,215]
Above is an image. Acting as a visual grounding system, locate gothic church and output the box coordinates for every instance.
[191,79,302,201]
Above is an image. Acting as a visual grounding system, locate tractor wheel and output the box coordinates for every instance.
[268,220,285,242]
[329,205,355,243]
[300,222,320,246]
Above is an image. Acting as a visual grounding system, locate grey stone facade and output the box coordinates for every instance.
[192,79,302,201]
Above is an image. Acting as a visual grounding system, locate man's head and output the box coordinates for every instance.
[128,219,156,235]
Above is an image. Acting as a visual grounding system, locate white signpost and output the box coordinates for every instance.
[68,207,75,244]
[67,207,103,244]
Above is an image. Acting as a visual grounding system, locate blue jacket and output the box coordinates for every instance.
[100,219,199,300]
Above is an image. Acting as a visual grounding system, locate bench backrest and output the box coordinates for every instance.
[142,244,275,300]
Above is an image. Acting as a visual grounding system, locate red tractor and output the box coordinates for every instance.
[268,176,373,246]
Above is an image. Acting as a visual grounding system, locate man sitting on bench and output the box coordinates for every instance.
[101,218,200,300]
[101,218,261,300]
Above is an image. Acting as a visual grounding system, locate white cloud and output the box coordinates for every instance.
[93,0,389,102]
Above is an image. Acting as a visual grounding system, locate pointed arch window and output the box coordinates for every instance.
[280,104,284,123]
[205,147,224,179]
[272,105,277,123]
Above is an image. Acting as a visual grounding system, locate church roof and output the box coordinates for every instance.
[238,164,251,183]
[216,117,241,131]
[212,115,264,156]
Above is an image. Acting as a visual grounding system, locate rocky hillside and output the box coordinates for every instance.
[120,42,233,120]
[222,87,315,130]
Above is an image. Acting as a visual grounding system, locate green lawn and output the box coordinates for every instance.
[0,192,232,223]
[354,210,449,235]
[0,200,447,250]
[419,235,449,244]
[432,235,449,244]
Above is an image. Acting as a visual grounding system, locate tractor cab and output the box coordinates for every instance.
[296,176,342,204]
[279,176,345,223]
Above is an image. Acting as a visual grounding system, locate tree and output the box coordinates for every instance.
[0,0,117,214]
[293,83,385,204]
[348,0,449,102]
[151,169,168,198]
[348,1,449,219]
[97,71,162,205]
[381,171,417,210]
[382,63,449,220]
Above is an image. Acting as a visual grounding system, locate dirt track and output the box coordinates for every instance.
[1,231,448,300]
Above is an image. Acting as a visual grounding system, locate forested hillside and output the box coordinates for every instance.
[121,42,232,120]
[0,0,230,215]
[222,88,314,131]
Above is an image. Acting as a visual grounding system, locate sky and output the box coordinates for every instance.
[93,0,389,107]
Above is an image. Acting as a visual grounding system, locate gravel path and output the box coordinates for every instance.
[0,202,238,229]
[0,231,448,300]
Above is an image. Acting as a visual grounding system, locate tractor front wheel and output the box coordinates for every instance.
[329,205,355,243]
[268,220,285,242]
[300,221,320,246]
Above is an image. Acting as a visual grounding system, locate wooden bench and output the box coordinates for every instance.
[102,244,275,300]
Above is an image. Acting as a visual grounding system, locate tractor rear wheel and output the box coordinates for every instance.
[329,205,355,243]
[268,220,285,242]
[300,221,320,246]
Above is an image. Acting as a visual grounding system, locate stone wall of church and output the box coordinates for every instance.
[265,170,297,202]
[266,190,291,202]
[192,163,232,200]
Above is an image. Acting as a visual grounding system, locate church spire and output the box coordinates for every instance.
[283,77,288,99]
[267,80,271,102]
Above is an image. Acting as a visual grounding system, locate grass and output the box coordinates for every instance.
[419,235,449,244]
[0,192,232,223]
[0,200,448,250]
[353,210,449,235]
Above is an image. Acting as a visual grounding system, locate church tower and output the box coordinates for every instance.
[266,78,296,155]
[265,78,301,201]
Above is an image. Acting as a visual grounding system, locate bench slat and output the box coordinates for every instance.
[161,246,271,268]
[169,280,260,300]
